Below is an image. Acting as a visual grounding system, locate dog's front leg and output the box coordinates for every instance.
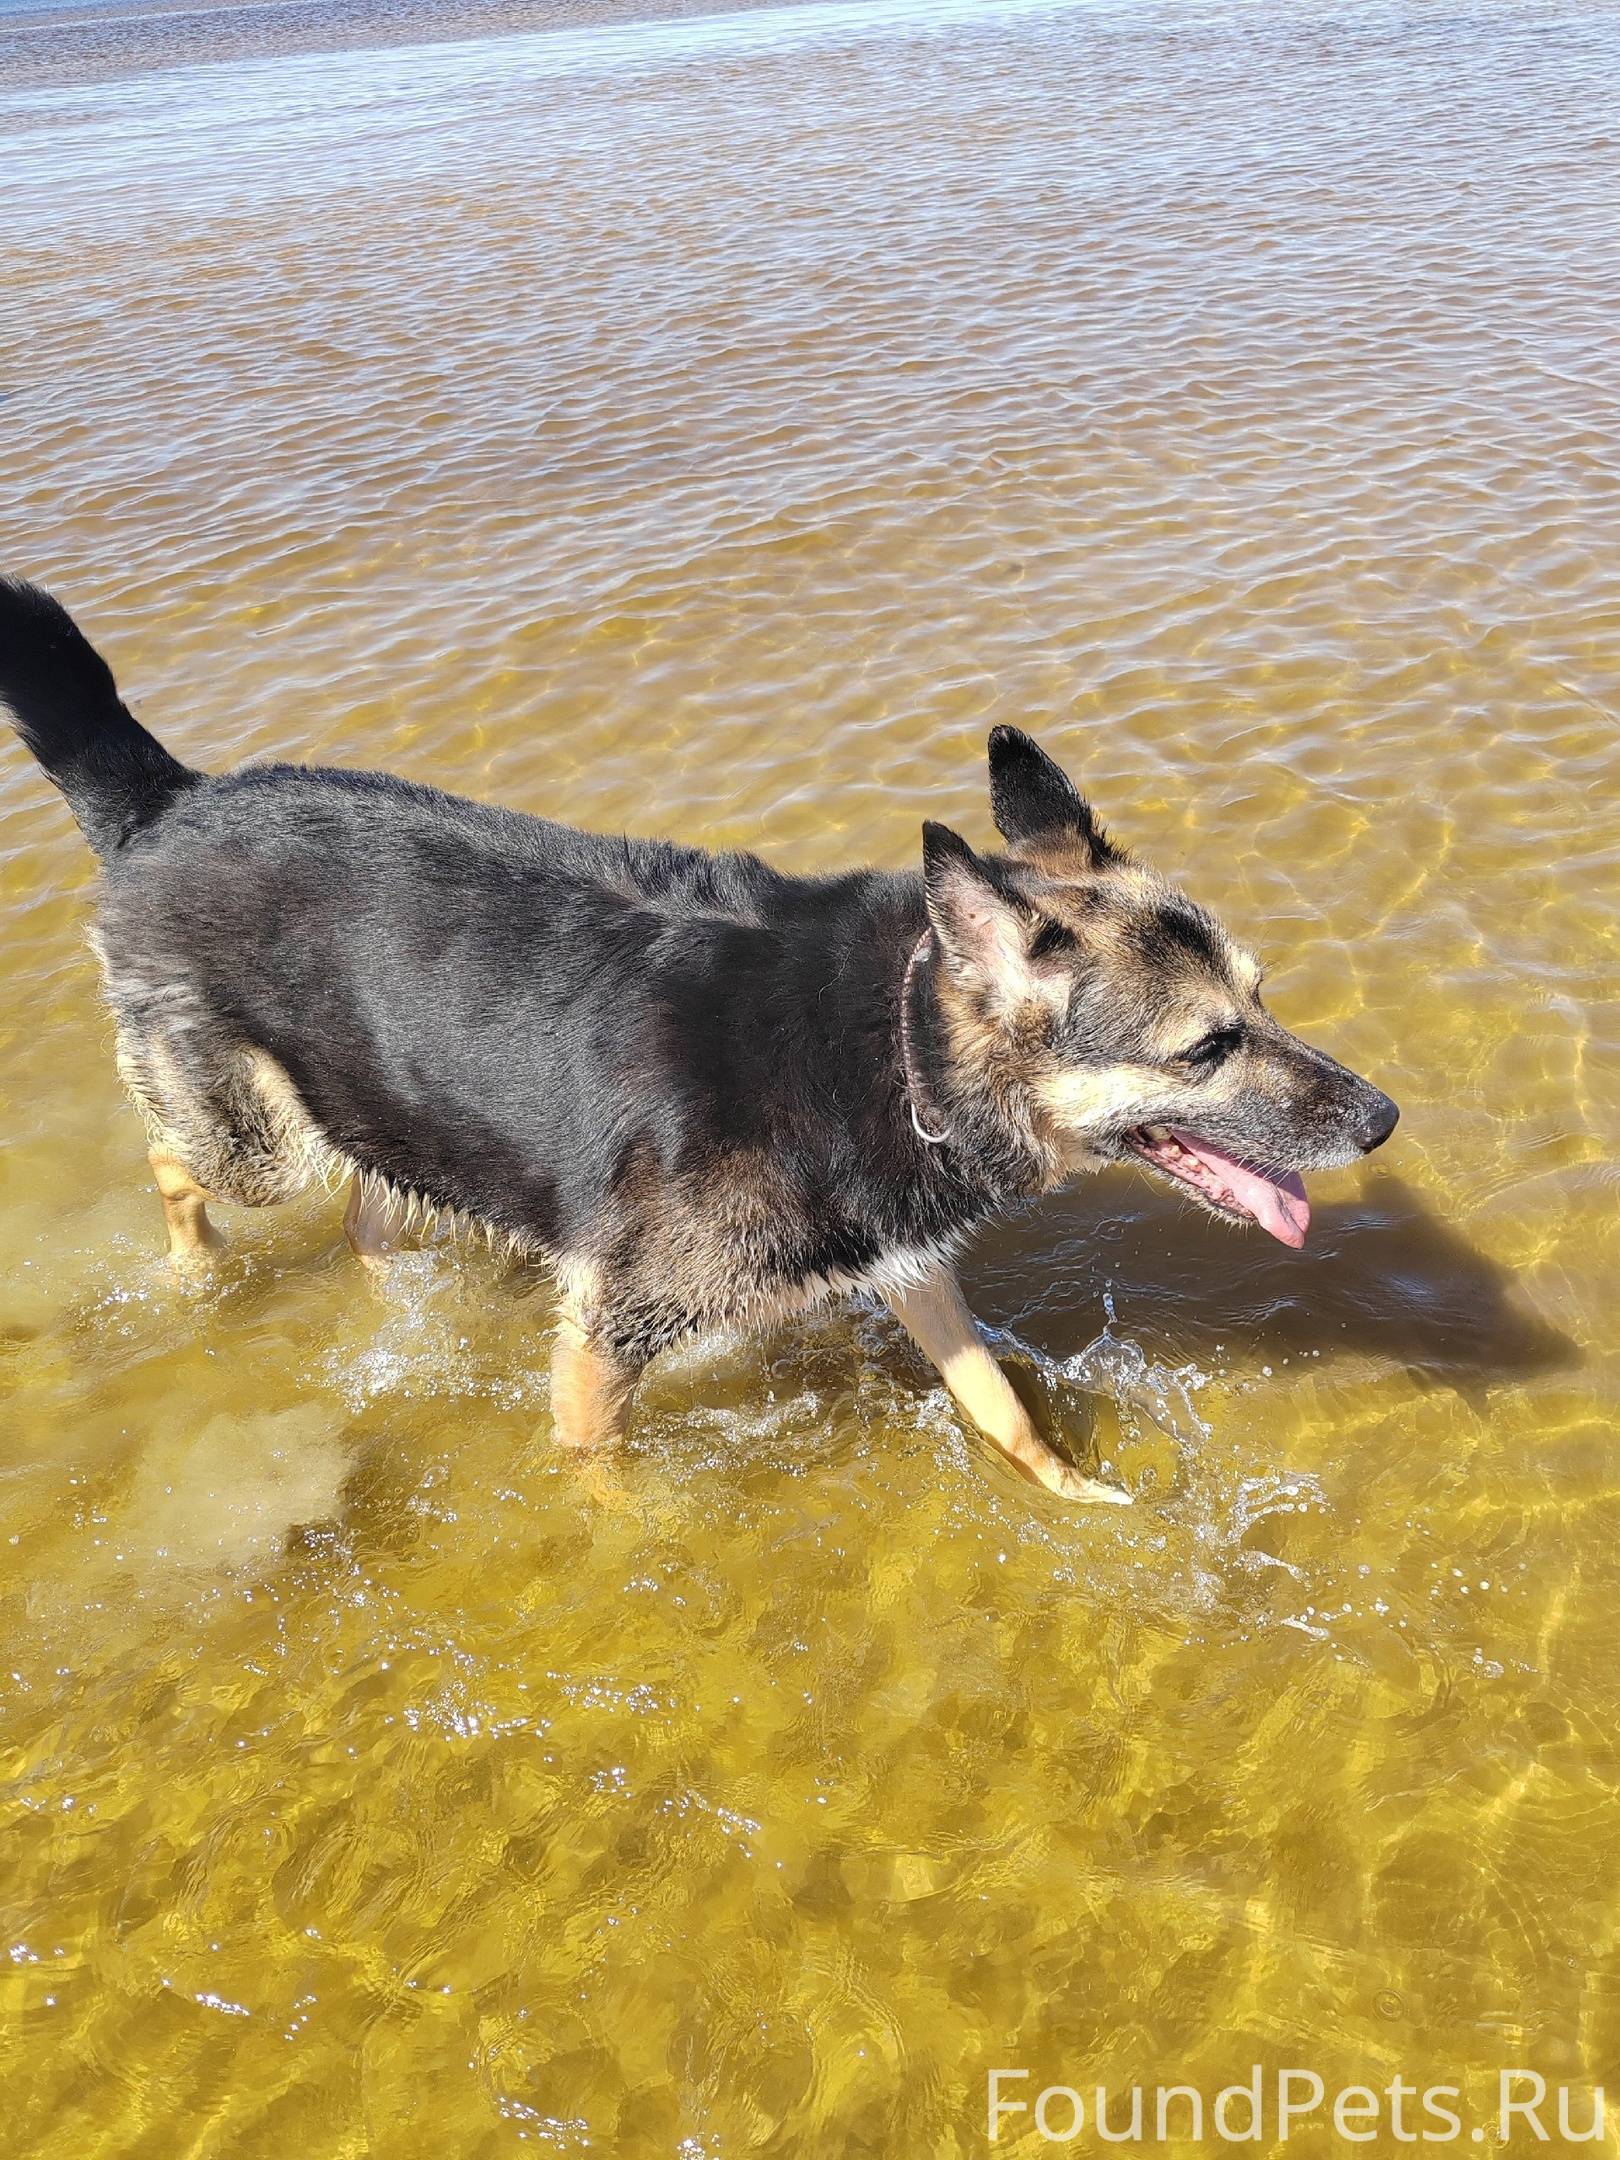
[550,1308,642,1451]
[343,1174,406,1270]
[883,1263,1129,1505]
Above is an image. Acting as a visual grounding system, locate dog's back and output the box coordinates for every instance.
[0,579,977,1349]
[98,756,873,1243]
[2,578,1397,1501]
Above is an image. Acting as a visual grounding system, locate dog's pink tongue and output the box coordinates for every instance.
[1168,1129,1310,1249]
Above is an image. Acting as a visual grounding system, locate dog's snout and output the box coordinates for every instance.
[1356,1088,1400,1154]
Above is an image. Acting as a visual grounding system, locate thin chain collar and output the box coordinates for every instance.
[899,929,952,1147]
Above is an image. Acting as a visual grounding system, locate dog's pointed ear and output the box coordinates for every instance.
[922,819,1032,984]
[987,725,1113,866]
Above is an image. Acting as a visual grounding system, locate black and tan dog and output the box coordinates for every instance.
[1,580,1397,1503]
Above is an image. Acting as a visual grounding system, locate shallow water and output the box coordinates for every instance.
[2,0,1619,2151]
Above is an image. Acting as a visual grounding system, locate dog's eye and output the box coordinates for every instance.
[1028,919,1076,963]
[1180,1024,1242,1071]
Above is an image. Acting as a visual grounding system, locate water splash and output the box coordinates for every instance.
[319,1251,544,1412]
[989,1288,1213,1451]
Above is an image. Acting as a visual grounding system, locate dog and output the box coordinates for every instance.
[0,579,1397,1503]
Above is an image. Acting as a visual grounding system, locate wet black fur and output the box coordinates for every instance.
[0,580,197,853]
[0,581,1048,1358]
[1,581,1396,1360]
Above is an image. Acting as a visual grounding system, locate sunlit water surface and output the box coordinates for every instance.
[2,0,1619,2151]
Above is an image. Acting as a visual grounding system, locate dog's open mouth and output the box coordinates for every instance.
[1125,1125,1310,1249]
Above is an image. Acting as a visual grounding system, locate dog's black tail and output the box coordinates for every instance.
[0,577,198,857]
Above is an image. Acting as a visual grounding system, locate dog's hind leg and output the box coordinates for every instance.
[111,1008,325,1270]
[148,1148,225,1266]
[883,1262,1130,1505]
[118,1031,237,1268]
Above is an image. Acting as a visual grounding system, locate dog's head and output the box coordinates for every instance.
[921,728,1398,1247]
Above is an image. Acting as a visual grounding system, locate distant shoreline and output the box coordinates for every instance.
[0,0,828,89]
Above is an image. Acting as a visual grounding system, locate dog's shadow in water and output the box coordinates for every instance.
[962,1171,1579,1400]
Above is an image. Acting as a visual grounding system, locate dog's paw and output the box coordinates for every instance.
[168,1229,227,1276]
[1048,1463,1133,1506]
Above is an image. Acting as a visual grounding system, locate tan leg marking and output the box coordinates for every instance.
[883,1263,1130,1505]
[343,1176,404,1271]
[148,1149,224,1267]
[550,1310,641,1452]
